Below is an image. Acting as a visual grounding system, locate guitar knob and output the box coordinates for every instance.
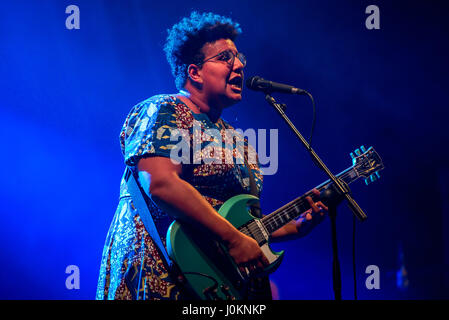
[220,284,234,300]
[203,287,221,300]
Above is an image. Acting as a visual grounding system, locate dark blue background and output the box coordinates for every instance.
[1,0,448,299]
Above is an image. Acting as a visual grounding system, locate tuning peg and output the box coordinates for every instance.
[354,148,361,156]
[364,178,370,185]
[370,173,378,182]
[360,145,367,153]
[375,172,381,179]
[350,152,357,165]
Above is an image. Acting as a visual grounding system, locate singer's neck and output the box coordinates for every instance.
[178,88,223,123]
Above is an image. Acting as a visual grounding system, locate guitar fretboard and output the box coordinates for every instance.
[262,166,358,234]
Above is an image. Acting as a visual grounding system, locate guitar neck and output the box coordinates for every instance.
[261,165,359,234]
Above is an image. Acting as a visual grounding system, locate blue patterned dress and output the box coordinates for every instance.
[96,94,264,300]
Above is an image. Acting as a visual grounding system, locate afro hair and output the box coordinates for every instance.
[164,11,242,90]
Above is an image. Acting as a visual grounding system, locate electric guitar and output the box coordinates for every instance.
[166,146,384,300]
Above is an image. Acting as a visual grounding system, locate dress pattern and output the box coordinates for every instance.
[96,94,263,300]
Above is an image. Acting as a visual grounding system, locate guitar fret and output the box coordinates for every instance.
[284,201,305,220]
[271,218,278,230]
[294,205,300,214]
[274,217,281,229]
[278,215,284,224]
[265,221,273,232]
[262,152,381,235]
[265,194,312,231]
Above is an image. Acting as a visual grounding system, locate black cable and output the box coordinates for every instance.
[353,214,358,300]
[305,91,316,150]
[182,272,221,300]
[183,272,218,287]
[304,90,360,300]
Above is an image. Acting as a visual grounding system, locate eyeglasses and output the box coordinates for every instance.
[197,49,247,68]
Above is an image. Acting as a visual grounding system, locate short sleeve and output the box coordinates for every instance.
[221,119,263,195]
[120,96,181,167]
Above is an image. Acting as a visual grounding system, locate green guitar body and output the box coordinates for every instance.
[165,146,384,299]
[166,194,284,300]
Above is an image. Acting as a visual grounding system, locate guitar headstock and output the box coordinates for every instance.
[350,146,385,185]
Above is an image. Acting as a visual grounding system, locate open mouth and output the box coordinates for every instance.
[228,76,243,92]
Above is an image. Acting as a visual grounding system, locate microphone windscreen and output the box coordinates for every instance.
[246,76,261,89]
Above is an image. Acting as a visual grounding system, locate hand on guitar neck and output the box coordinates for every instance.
[297,189,329,237]
[270,189,329,242]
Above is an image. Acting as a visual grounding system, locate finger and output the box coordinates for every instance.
[304,209,313,220]
[248,264,257,275]
[306,196,320,213]
[315,201,328,213]
[260,254,270,267]
[311,189,320,197]
[256,257,268,270]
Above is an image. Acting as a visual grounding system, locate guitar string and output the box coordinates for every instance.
[264,166,357,222]
[244,160,379,248]
[243,177,340,242]
[262,191,319,231]
[236,160,376,268]
[241,193,313,241]
[264,161,368,226]
[243,186,330,240]
[241,157,377,242]
[245,193,315,241]
[243,169,355,241]
[262,169,354,230]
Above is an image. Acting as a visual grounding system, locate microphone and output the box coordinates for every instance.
[245,76,306,95]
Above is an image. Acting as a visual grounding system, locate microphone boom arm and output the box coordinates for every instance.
[264,93,367,221]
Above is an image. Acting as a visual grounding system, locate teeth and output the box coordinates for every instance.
[229,80,242,88]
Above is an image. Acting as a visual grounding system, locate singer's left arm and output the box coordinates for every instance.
[270,189,328,242]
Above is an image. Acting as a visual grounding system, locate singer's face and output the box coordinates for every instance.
[199,39,245,107]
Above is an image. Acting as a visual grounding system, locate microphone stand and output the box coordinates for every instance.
[263,93,367,300]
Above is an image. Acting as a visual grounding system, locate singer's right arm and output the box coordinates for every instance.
[136,156,269,269]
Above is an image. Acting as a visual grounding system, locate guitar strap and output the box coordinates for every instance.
[124,150,267,299]
[124,167,173,271]
[125,166,199,299]
[125,166,196,299]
